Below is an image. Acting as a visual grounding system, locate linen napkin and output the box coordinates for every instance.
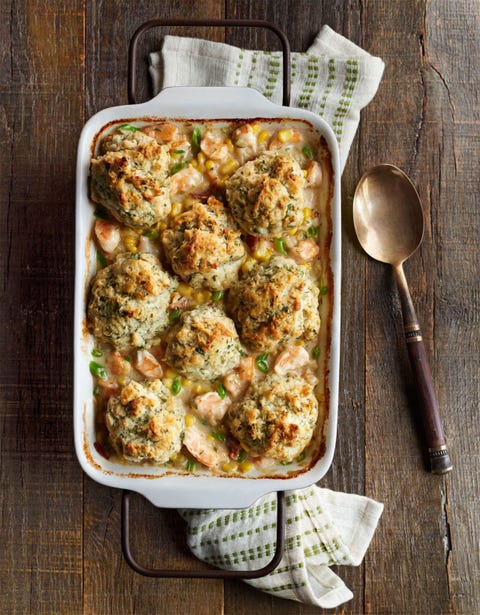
[149,25,385,170]
[179,487,383,609]
[149,26,385,608]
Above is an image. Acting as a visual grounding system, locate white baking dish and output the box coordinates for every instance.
[74,86,341,509]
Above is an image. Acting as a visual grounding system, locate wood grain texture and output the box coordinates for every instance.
[0,1,85,614]
[1,1,479,614]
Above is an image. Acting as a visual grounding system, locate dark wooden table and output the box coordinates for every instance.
[2,1,479,613]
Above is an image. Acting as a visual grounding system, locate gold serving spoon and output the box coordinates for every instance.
[353,164,452,474]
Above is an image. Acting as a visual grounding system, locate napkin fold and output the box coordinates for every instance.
[179,487,383,609]
[149,25,385,170]
[149,26,385,609]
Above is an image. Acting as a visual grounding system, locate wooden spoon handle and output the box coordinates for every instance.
[394,265,453,474]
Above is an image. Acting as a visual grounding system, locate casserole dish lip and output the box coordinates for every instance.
[74,86,341,509]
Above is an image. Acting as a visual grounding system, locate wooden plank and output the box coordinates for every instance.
[362,1,480,613]
[82,2,225,614]
[0,1,85,613]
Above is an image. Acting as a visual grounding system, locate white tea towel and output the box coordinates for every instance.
[149,25,385,171]
[149,26,385,609]
[180,487,383,609]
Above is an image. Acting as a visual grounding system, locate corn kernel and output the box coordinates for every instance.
[241,256,256,273]
[222,461,237,473]
[225,137,234,152]
[239,461,253,473]
[197,152,206,166]
[185,414,196,427]
[177,283,193,297]
[302,169,308,178]
[117,376,127,387]
[193,290,211,304]
[288,228,297,236]
[303,207,312,221]
[251,122,261,134]
[158,222,167,231]
[257,130,271,144]
[207,433,216,443]
[205,160,215,172]
[170,202,183,217]
[192,382,211,394]
[122,229,138,253]
[220,159,239,176]
[164,368,177,380]
[182,378,192,388]
[253,240,273,262]
[190,159,199,170]
[163,377,173,388]
[277,128,294,143]
[183,196,198,208]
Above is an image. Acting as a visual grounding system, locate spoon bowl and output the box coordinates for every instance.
[353,164,424,265]
[353,164,452,474]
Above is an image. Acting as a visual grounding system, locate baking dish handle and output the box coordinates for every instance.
[121,490,286,579]
[128,18,291,106]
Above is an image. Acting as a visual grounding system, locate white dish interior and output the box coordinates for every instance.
[74,86,341,509]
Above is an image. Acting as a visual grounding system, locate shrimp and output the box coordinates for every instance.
[200,131,229,161]
[94,219,120,254]
[169,165,210,196]
[192,391,229,426]
[183,424,228,468]
[143,123,179,143]
[274,345,310,375]
[223,356,255,399]
[306,160,323,187]
[107,351,132,377]
[135,349,163,379]
[290,238,320,263]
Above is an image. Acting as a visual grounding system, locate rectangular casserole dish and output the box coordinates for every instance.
[74,86,341,509]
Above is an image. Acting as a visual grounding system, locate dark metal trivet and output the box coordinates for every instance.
[122,17,292,579]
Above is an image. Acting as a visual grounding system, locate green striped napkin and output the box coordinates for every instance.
[149,25,385,171]
[179,486,383,609]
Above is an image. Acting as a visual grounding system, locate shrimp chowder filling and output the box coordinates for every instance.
[87,118,334,477]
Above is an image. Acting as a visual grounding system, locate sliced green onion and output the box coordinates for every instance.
[320,286,328,295]
[217,383,227,399]
[280,460,292,466]
[186,459,196,472]
[211,290,225,301]
[312,346,320,359]
[302,145,314,159]
[274,237,288,255]
[89,361,107,380]
[237,449,248,463]
[124,356,131,363]
[174,149,185,154]
[91,348,102,358]
[118,123,139,132]
[199,418,208,426]
[171,378,182,395]
[97,250,107,268]
[211,430,226,442]
[169,308,182,323]
[296,450,307,462]
[305,225,318,238]
[192,126,202,153]
[171,161,187,175]
[144,229,159,240]
[255,353,269,373]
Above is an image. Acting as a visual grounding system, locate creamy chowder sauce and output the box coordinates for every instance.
[87,117,334,478]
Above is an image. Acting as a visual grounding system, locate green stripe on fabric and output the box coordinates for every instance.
[234,50,245,86]
[318,57,336,117]
[247,50,259,88]
[262,52,282,99]
[332,59,358,141]
[297,55,320,110]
